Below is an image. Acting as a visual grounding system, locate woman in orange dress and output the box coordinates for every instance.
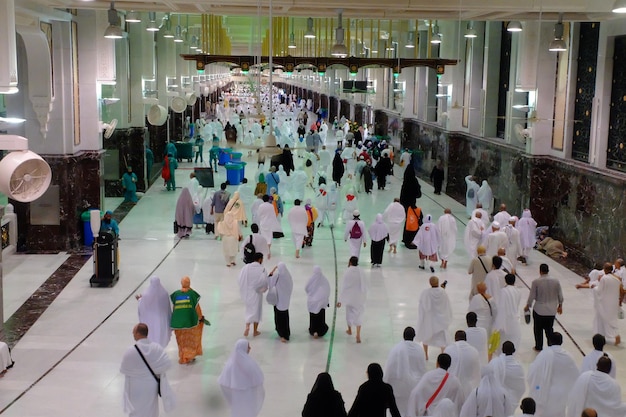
[170,277,205,364]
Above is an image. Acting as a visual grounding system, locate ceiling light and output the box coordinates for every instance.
[406,31,415,48]
[548,15,567,52]
[431,21,441,44]
[162,19,173,38]
[507,21,523,32]
[288,32,296,49]
[304,17,316,39]
[0,117,26,124]
[174,25,184,43]
[125,11,140,23]
[146,12,159,32]
[331,10,348,58]
[464,22,477,38]
[103,2,123,39]
[190,35,199,50]
[612,0,626,12]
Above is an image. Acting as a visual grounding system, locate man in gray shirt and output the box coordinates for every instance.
[524,263,563,351]
[211,182,230,238]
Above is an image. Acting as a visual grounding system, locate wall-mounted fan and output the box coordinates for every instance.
[147,105,168,126]
[0,135,52,202]
[171,96,187,113]
[514,123,532,144]
[100,119,118,139]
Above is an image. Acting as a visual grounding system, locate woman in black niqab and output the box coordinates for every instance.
[332,152,345,186]
[399,164,421,211]
[347,363,401,417]
[302,372,347,417]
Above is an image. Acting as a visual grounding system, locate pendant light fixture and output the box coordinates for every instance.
[431,21,442,44]
[125,11,141,23]
[103,2,123,39]
[288,18,296,49]
[304,17,316,39]
[548,14,567,52]
[331,10,348,58]
[146,12,159,32]
[507,21,523,32]
[406,31,415,48]
[464,22,477,38]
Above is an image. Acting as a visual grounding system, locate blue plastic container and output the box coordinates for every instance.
[225,162,242,185]
[218,148,233,166]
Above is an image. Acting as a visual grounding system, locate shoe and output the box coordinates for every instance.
[533,347,542,352]
[430,266,435,273]
[418,266,425,270]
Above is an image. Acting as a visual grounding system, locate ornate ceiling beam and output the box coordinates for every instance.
[181,54,458,75]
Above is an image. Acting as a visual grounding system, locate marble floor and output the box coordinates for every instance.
[0,138,623,417]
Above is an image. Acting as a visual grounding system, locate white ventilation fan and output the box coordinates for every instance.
[514,123,532,143]
[0,135,52,202]
[100,119,118,139]
[147,105,168,126]
[171,96,187,113]
[185,92,198,106]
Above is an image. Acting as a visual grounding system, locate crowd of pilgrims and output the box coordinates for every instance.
[153,84,626,417]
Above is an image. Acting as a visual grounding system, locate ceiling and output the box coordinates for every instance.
[25,0,621,22]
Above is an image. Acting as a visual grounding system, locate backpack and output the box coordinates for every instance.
[243,236,256,264]
[349,222,362,239]
[318,175,326,186]
[406,207,421,232]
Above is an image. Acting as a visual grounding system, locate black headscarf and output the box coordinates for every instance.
[332,152,345,183]
[367,363,384,382]
[399,165,421,210]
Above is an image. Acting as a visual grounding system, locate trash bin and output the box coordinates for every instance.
[194,167,215,188]
[225,162,242,185]
[218,148,233,166]
[238,161,247,183]
[231,152,243,162]
[81,209,100,246]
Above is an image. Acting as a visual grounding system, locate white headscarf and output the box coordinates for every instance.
[137,276,172,348]
[413,214,440,255]
[305,266,331,314]
[218,339,264,389]
[270,262,294,311]
[368,213,389,242]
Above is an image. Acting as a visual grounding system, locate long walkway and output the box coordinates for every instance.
[0,137,622,416]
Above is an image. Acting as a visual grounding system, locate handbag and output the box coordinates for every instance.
[173,221,179,234]
[266,273,280,306]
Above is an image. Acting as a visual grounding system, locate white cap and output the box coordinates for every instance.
[353,210,360,217]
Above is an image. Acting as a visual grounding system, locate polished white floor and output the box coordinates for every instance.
[0,138,624,417]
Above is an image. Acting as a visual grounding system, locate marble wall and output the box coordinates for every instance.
[13,151,102,252]
[400,118,626,266]
[104,127,148,197]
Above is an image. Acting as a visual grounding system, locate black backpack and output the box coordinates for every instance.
[243,235,256,264]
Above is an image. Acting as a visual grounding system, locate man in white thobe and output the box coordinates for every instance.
[493,203,511,226]
[592,262,622,345]
[436,208,457,269]
[416,277,452,361]
[485,222,508,257]
[465,312,488,366]
[465,175,479,218]
[238,253,269,337]
[476,180,494,215]
[469,282,497,337]
[344,210,367,258]
[407,353,465,417]
[484,256,507,305]
[527,332,580,417]
[497,247,516,275]
[444,330,481,398]
[384,327,428,417]
[256,195,280,256]
[467,245,492,300]
[504,216,522,268]
[567,357,626,417]
[120,323,175,417]
[336,256,367,343]
[516,208,537,264]
[490,341,526,416]
[383,198,406,254]
[318,145,331,171]
[237,179,255,226]
[414,214,440,273]
[286,199,308,258]
[250,194,264,225]
[581,334,616,377]
[459,365,511,417]
[464,211,485,258]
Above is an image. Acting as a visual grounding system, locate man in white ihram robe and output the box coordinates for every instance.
[238,255,269,337]
[476,180,494,215]
[527,332,579,417]
[286,199,308,258]
[444,331,481,398]
[465,312,488,367]
[485,222,508,257]
[407,353,465,417]
[504,217,522,267]
[384,327,428,417]
[414,214,440,273]
[494,274,522,349]
[516,209,537,263]
[581,333,616,378]
[465,175,479,218]
[459,365,511,417]
[567,357,626,417]
[416,277,452,361]
[592,263,622,345]
[383,198,406,254]
[344,210,367,258]
[256,196,280,253]
[490,341,526,416]
[464,211,485,258]
[218,339,265,417]
[120,323,175,417]
[436,208,457,269]
[493,204,511,227]
[337,257,367,343]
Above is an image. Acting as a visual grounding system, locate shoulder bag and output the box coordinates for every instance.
[135,345,161,397]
